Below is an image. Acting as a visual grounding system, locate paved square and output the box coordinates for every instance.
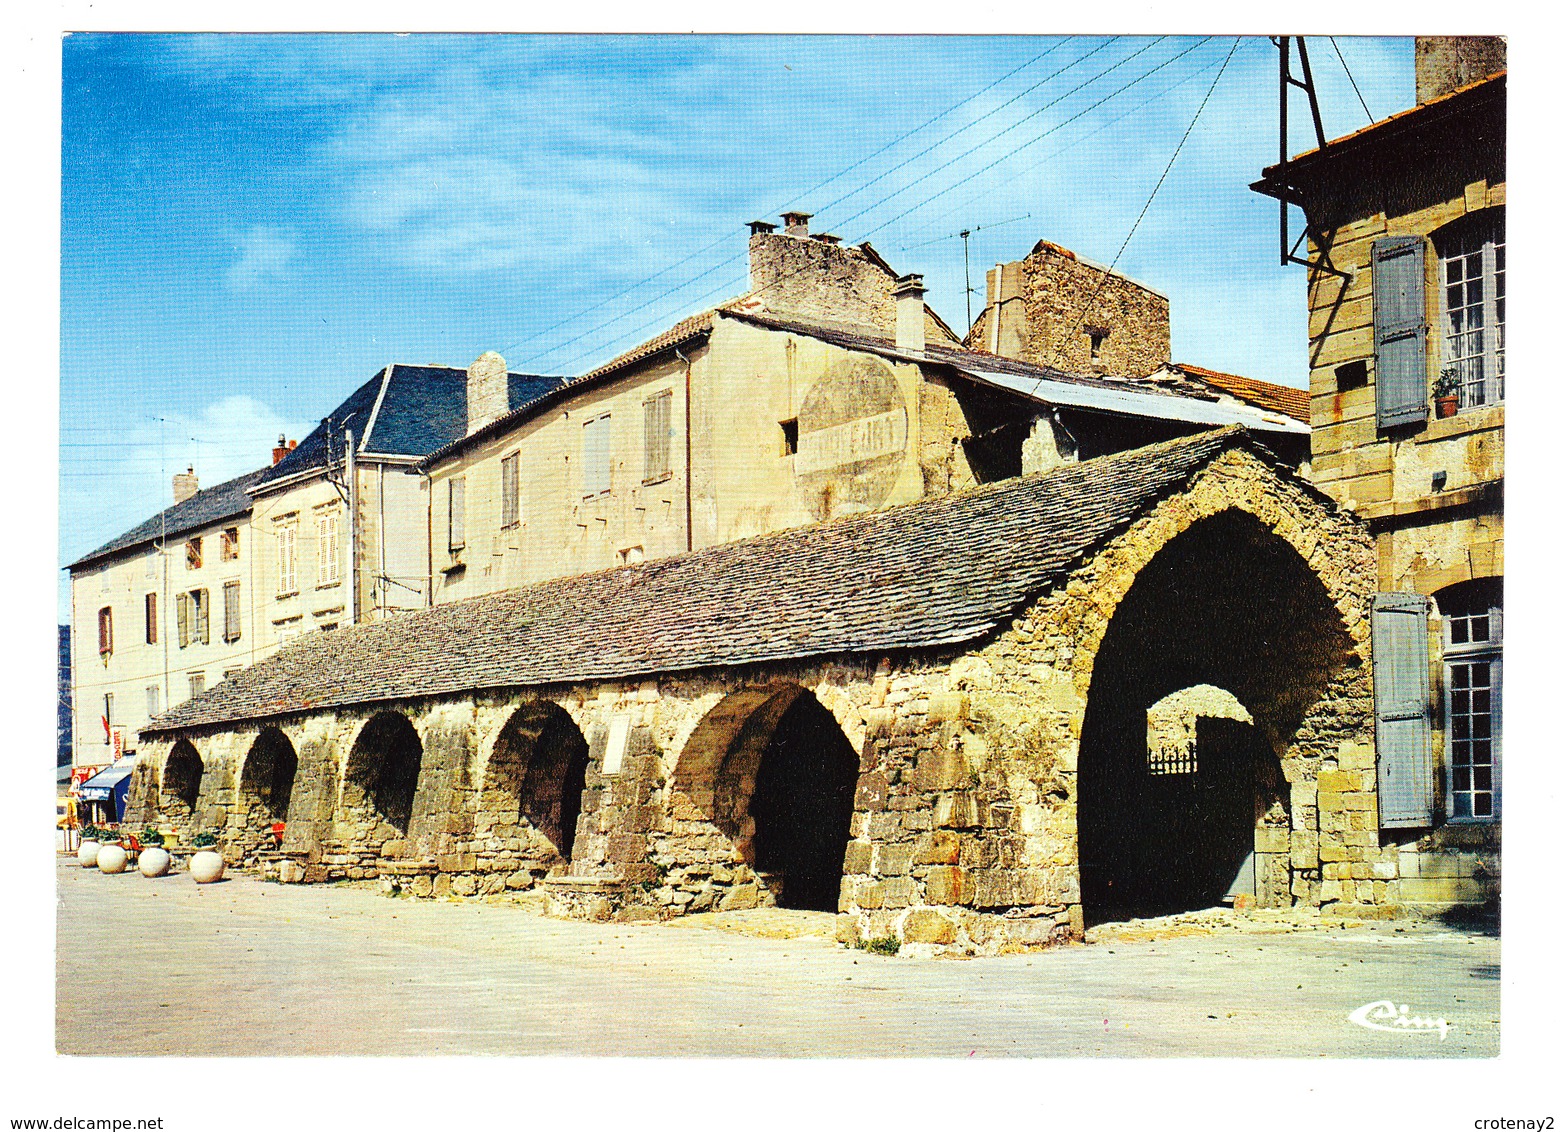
[56,859,1499,1057]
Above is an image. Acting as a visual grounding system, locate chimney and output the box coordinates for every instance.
[781,211,812,237]
[272,434,290,466]
[748,219,778,236]
[172,466,198,504]
[1415,36,1506,105]
[466,351,509,436]
[812,233,841,245]
[893,274,926,353]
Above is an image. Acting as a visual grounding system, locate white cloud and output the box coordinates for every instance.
[225,227,299,292]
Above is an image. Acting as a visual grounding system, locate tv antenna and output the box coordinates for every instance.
[900,213,1031,333]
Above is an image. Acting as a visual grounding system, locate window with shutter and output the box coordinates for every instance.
[145,592,157,645]
[316,509,341,586]
[1372,592,1435,828]
[185,537,203,570]
[145,685,160,718]
[194,588,210,646]
[176,591,190,648]
[276,520,298,595]
[501,453,520,529]
[582,414,611,496]
[97,606,113,656]
[221,526,240,561]
[1371,236,1429,429]
[223,580,241,643]
[188,673,205,699]
[643,391,672,484]
[448,477,466,551]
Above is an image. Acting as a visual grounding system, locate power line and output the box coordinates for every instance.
[1329,36,1375,123]
[1036,37,1243,382]
[495,39,1074,363]
[541,38,1207,377]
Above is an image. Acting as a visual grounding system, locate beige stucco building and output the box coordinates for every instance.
[424,218,1309,604]
[1252,37,1504,906]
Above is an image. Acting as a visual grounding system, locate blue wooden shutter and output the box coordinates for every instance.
[1372,236,1428,429]
[1372,592,1435,828]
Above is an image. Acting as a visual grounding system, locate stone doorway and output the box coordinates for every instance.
[1077,509,1354,926]
[715,687,858,912]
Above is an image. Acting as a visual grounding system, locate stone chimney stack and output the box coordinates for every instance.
[893,274,926,353]
[781,211,812,238]
[172,466,198,504]
[1415,36,1506,105]
[466,351,509,436]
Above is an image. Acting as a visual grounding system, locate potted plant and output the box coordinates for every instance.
[97,837,129,874]
[190,832,226,884]
[77,825,103,868]
[138,826,171,878]
[1432,368,1462,419]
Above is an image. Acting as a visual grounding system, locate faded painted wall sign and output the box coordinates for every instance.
[794,355,907,520]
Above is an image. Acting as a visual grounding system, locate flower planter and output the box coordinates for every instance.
[190,849,226,884]
[77,840,101,868]
[97,844,129,874]
[1435,395,1459,419]
[138,846,171,878]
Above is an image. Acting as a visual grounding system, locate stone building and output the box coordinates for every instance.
[1251,37,1504,908]
[423,216,1308,604]
[131,427,1399,953]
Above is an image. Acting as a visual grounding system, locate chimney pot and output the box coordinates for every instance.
[812,233,841,245]
[748,219,778,236]
[466,351,509,436]
[893,273,926,353]
[781,211,812,237]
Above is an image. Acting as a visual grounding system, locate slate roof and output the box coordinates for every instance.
[261,364,564,488]
[68,467,270,571]
[1170,363,1310,423]
[143,426,1306,736]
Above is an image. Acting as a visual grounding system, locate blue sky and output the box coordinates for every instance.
[59,33,1415,619]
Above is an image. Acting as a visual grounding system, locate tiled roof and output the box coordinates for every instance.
[1172,363,1309,423]
[421,311,718,468]
[68,467,270,571]
[143,426,1299,735]
[262,364,564,487]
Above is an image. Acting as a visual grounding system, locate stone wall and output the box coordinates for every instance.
[129,447,1389,952]
[967,240,1171,379]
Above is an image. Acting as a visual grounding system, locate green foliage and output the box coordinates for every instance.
[141,826,165,847]
[858,936,902,956]
[192,832,218,848]
[1433,367,1463,398]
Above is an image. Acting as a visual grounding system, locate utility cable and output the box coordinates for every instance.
[1329,36,1375,123]
[538,38,1204,376]
[1033,37,1242,386]
[495,39,1072,362]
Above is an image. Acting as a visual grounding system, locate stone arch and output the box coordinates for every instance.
[475,701,591,865]
[234,727,299,861]
[340,711,424,851]
[160,739,204,830]
[1076,503,1361,924]
[675,684,859,912]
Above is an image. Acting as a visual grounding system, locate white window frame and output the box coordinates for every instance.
[1441,586,1502,822]
[1437,210,1505,411]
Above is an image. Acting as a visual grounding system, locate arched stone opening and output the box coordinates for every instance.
[236,728,298,860]
[341,712,424,847]
[160,740,204,830]
[476,702,591,865]
[1078,509,1355,925]
[692,685,858,912]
